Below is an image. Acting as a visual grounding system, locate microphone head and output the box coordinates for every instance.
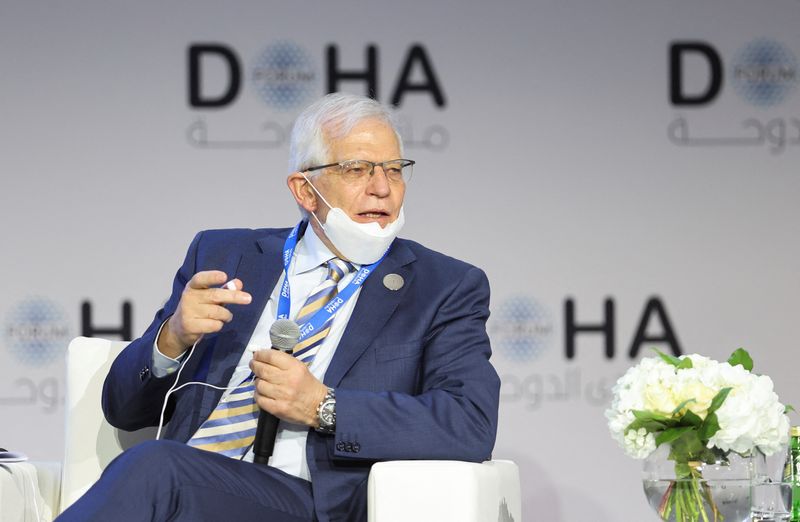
[269,319,301,352]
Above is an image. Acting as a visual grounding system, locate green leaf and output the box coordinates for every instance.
[632,409,672,423]
[785,405,795,414]
[656,426,694,447]
[710,446,729,461]
[626,410,675,433]
[707,387,732,416]
[626,418,668,433]
[676,357,693,369]
[668,430,705,463]
[728,348,753,371]
[699,412,721,440]
[653,348,681,367]
[671,398,697,416]
[680,410,703,427]
[674,461,692,478]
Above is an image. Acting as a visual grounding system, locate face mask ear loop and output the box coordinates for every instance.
[301,172,334,229]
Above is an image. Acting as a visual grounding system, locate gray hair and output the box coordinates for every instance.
[288,92,404,174]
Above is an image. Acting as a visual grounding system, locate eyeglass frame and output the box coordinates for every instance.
[304,158,416,183]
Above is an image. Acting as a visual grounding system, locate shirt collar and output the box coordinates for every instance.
[293,223,360,274]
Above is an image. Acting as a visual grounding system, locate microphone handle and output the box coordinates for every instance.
[252,344,294,465]
[252,411,280,465]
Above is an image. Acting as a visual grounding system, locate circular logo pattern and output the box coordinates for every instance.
[4,297,71,366]
[250,41,317,111]
[489,296,553,362]
[731,38,798,107]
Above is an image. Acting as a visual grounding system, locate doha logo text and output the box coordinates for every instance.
[670,38,798,108]
[489,296,553,363]
[731,38,798,108]
[250,41,318,111]
[186,40,448,150]
[668,38,800,154]
[4,297,71,366]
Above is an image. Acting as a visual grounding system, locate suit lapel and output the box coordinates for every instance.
[325,240,416,387]
[198,231,286,420]
[232,233,286,345]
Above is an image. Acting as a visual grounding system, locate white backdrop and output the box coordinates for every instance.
[2,1,799,520]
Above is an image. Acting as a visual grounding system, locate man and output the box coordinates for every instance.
[57,93,500,522]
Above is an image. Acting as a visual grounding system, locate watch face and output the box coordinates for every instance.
[320,402,335,426]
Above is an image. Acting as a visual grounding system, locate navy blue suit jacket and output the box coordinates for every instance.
[102,226,500,522]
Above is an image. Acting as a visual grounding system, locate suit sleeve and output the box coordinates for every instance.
[101,232,203,431]
[333,266,500,462]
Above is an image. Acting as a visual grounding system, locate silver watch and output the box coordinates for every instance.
[315,387,336,434]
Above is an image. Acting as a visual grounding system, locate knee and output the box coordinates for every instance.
[127,439,185,464]
[60,440,209,520]
[105,439,188,483]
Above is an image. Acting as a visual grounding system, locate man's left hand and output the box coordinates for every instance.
[250,350,328,428]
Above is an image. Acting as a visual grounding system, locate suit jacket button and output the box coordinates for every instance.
[139,367,150,381]
[352,442,361,453]
[336,442,345,451]
[344,442,353,452]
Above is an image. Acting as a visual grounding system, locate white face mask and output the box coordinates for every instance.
[302,174,405,264]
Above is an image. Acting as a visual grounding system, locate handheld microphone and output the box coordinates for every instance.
[252,318,301,465]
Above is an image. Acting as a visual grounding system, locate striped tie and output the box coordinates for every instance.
[186,377,259,458]
[293,258,354,364]
[186,258,353,459]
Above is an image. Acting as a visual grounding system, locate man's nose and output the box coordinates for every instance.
[366,166,392,196]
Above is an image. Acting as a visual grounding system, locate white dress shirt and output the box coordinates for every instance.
[152,225,362,481]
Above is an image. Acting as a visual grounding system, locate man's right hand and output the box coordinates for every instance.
[157,270,252,359]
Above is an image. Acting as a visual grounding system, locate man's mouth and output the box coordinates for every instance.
[354,210,392,227]
[358,210,390,219]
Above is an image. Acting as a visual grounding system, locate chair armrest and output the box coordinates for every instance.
[31,461,61,521]
[0,461,61,522]
[367,460,521,522]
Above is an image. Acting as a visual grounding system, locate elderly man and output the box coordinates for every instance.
[57,93,500,522]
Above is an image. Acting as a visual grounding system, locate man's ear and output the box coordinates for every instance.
[287,172,318,213]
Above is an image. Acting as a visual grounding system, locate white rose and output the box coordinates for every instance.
[639,360,680,415]
[672,367,717,418]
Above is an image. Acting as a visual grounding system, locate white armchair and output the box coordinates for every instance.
[60,337,157,511]
[368,460,521,522]
[50,337,521,521]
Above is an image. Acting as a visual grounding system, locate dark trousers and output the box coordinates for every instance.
[56,440,316,522]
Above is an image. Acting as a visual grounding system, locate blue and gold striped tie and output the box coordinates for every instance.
[186,258,354,458]
[293,258,354,364]
[186,378,258,458]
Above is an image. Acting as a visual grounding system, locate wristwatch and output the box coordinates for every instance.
[315,387,336,434]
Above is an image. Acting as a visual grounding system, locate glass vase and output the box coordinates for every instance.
[642,443,764,522]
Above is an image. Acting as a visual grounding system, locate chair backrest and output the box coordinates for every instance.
[60,337,157,512]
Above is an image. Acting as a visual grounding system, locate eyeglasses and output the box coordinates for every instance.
[305,159,415,184]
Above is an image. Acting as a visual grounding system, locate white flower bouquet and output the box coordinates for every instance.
[606,348,791,521]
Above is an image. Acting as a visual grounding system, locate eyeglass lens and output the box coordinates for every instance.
[340,160,413,183]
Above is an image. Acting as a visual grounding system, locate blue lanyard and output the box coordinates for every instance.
[276,221,387,343]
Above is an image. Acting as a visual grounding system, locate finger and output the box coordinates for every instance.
[255,377,276,399]
[255,395,283,417]
[251,349,273,364]
[186,318,226,336]
[254,380,290,408]
[197,304,233,323]
[250,359,283,383]
[252,348,295,369]
[187,271,228,290]
[202,287,252,306]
